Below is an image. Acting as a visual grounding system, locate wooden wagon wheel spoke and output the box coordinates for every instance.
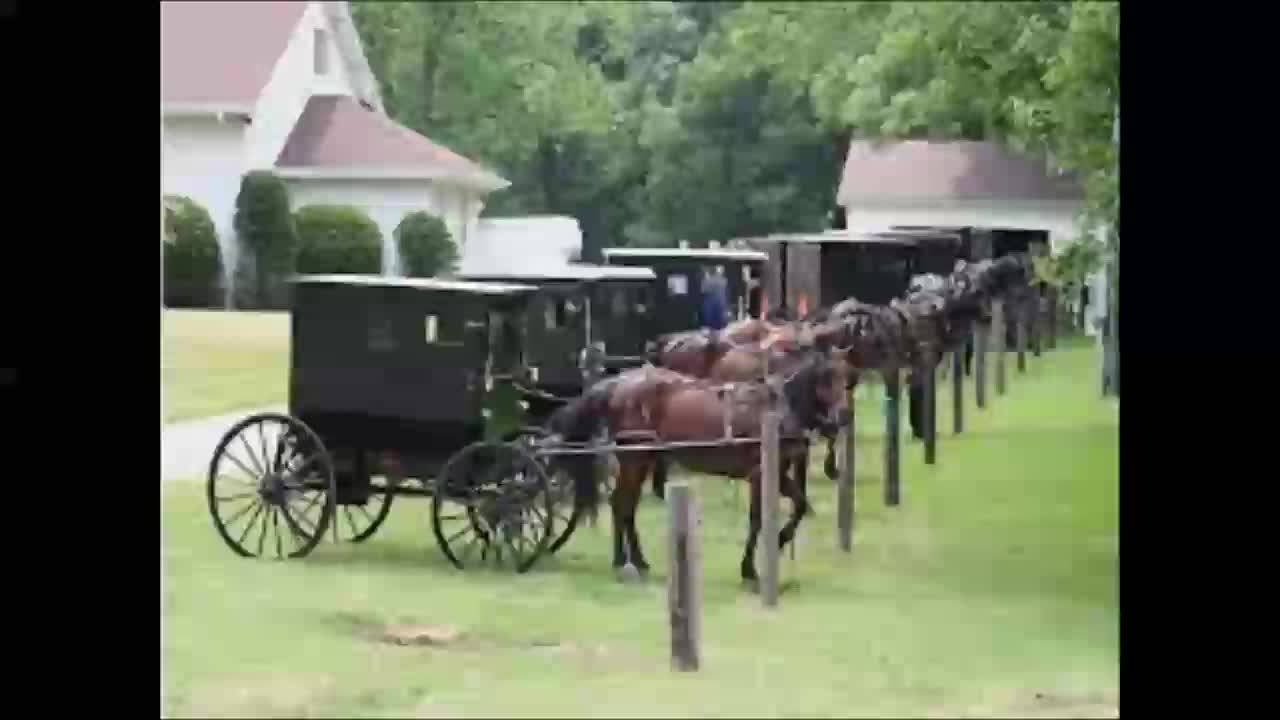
[257,422,272,473]
[272,508,284,560]
[235,501,265,550]
[213,490,256,504]
[278,503,310,552]
[237,435,267,478]
[256,507,270,556]
[221,451,260,483]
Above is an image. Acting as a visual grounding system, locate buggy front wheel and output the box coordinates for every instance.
[431,441,554,573]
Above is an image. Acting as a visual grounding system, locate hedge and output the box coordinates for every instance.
[163,195,223,308]
[394,211,457,278]
[234,171,297,309]
[294,205,383,275]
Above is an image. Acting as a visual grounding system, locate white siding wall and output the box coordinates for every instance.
[285,178,483,275]
[161,115,249,296]
[843,199,1082,254]
[245,2,353,171]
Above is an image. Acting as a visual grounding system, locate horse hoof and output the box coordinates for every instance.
[617,564,643,583]
[741,577,761,594]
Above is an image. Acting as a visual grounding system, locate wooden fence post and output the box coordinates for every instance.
[1047,286,1058,350]
[759,399,781,608]
[884,367,901,507]
[952,344,964,434]
[836,386,855,553]
[1016,296,1028,373]
[1031,291,1043,358]
[585,345,608,527]
[923,347,937,466]
[975,322,988,410]
[993,300,1007,397]
[668,482,701,671]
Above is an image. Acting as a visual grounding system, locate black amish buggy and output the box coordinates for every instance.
[599,246,768,335]
[205,274,597,573]
[454,264,658,419]
[877,227,970,276]
[894,225,1050,348]
[755,230,920,311]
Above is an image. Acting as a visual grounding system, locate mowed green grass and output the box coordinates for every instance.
[161,343,1118,718]
[162,309,290,423]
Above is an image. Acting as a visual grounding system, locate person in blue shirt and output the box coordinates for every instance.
[700,266,729,331]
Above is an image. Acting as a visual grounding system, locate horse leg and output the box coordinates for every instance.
[740,470,762,585]
[609,463,629,571]
[614,456,651,577]
[651,455,668,500]
[823,435,838,479]
[779,456,810,550]
[624,458,653,575]
[793,451,809,516]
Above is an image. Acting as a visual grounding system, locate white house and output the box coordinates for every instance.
[836,140,1107,335]
[160,1,509,295]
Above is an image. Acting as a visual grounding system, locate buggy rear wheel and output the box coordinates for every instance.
[206,413,336,559]
[431,441,554,573]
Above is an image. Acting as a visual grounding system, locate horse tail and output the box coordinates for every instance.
[546,379,616,517]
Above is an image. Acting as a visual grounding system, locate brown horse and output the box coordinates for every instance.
[646,321,847,499]
[547,350,851,584]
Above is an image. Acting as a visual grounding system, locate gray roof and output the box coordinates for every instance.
[290,274,535,295]
[837,140,1083,206]
[455,264,656,282]
[602,247,769,262]
[756,231,918,246]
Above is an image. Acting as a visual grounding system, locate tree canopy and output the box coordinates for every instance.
[350,1,1119,257]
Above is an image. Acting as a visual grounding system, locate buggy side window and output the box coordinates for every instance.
[667,274,689,296]
[424,315,439,343]
[611,287,628,318]
[544,298,558,330]
[545,297,575,329]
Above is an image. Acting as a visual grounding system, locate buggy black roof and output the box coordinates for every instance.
[872,229,964,244]
[454,264,656,282]
[757,231,918,246]
[289,274,537,295]
[601,247,768,262]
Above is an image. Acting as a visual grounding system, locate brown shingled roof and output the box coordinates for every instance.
[161,1,307,107]
[837,141,1082,205]
[274,95,506,185]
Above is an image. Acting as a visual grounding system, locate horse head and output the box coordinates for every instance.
[778,348,852,437]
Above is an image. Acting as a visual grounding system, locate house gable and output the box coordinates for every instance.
[244,2,356,170]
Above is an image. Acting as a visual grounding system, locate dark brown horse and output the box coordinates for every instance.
[547,350,851,584]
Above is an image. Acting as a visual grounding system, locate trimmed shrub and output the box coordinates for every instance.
[294,205,383,275]
[234,171,297,308]
[163,195,223,307]
[394,211,457,278]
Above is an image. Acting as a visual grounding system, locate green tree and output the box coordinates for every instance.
[233,171,297,308]
[395,211,457,277]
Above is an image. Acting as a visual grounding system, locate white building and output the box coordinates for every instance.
[160,1,509,286]
[836,140,1107,336]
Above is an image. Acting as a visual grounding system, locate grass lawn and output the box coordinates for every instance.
[161,342,1118,718]
[162,309,290,423]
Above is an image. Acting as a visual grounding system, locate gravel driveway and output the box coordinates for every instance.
[161,405,285,483]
